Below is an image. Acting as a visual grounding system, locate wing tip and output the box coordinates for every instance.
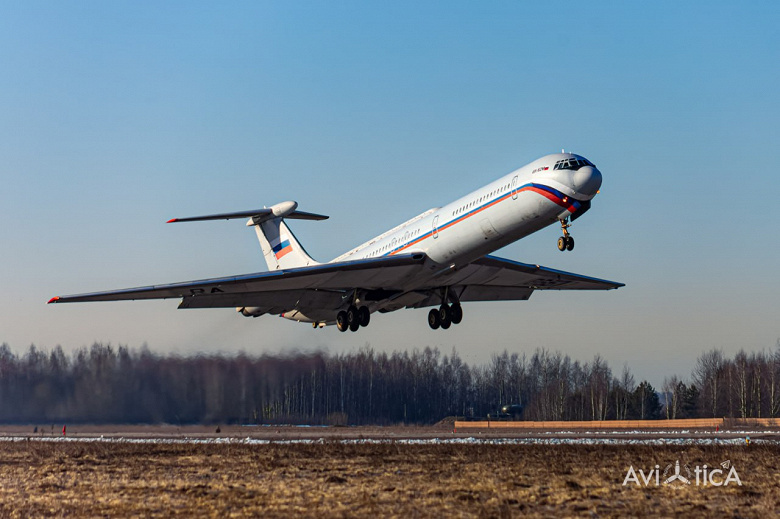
[47,296,60,304]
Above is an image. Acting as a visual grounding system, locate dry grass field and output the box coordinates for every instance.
[1,438,778,518]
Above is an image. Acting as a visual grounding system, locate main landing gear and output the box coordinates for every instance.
[428,287,463,331]
[428,288,464,331]
[557,218,575,252]
[336,305,370,332]
[428,303,463,330]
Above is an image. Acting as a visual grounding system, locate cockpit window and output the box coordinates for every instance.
[553,157,596,170]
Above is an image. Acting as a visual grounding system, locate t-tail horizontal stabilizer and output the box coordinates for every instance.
[166,200,328,224]
[167,201,324,271]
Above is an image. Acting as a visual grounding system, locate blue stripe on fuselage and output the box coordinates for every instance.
[379,182,578,257]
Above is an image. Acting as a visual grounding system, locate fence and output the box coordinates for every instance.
[454,418,726,429]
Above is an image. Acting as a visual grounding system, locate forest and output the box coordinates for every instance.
[0,341,778,425]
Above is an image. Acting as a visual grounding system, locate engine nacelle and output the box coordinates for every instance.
[237,307,265,317]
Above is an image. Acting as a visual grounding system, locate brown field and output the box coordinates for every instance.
[1,435,778,518]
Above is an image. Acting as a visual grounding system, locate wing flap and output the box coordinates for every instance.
[459,285,534,301]
[178,289,345,312]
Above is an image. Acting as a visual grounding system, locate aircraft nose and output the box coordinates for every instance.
[573,166,602,197]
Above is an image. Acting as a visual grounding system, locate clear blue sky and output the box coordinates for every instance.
[1,1,778,386]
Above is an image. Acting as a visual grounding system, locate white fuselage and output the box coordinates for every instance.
[333,153,601,269]
[280,152,602,323]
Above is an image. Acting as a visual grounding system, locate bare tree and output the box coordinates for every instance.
[613,364,635,420]
[769,341,780,417]
[587,355,611,420]
[693,349,725,417]
[662,375,682,419]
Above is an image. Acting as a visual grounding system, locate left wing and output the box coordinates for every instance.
[48,253,428,306]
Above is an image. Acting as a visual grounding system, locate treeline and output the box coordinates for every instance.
[0,342,777,425]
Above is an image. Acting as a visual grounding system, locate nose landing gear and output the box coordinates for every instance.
[557,218,575,251]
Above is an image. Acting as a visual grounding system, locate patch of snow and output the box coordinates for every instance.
[0,436,770,446]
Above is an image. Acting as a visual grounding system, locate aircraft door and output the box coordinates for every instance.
[511,176,519,200]
[432,215,439,239]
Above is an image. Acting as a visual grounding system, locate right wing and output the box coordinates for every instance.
[465,255,624,291]
[403,255,624,308]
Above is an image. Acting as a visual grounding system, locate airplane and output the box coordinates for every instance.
[49,152,623,331]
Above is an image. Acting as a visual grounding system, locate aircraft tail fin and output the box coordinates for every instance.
[253,216,320,270]
[167,200,325,270]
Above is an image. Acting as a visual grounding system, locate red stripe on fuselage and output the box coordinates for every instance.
[388,184,575,256]
[390,192,514,255]
[520,186,578,212]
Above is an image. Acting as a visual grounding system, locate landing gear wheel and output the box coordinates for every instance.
[450,304,463,325]
[346,305,360,332]
[346,305,359,325]
[336,311,348,332]
[428,308,441,330]
[439,305,452,329]
[565,236,574,251]
[557,236,567,251]
[358,306,370,327]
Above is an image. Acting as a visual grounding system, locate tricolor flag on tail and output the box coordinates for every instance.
[271,235,293,259]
